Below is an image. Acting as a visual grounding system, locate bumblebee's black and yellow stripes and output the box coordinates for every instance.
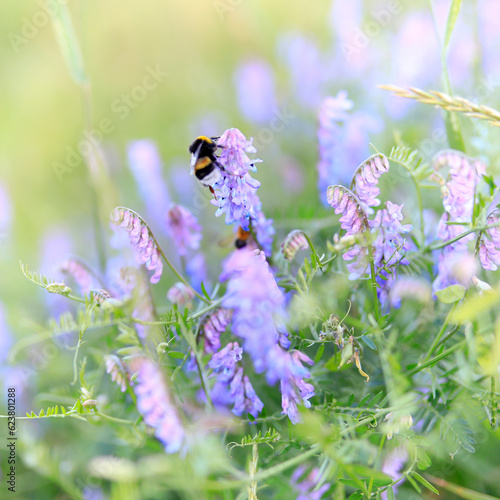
[188,136,222,187]
[234,226,251,249]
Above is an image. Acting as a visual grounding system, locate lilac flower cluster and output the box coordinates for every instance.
[290,466,330,500]
[211,128,274,255]
[351,154,390,210]
[110,208,163,284]
[432,151,486,291]
[233,59,277,125]
[166,204,202,257]
[327,185,370,279]
[327,157,413,304]
[104,354,129,392]
[317,92,383,201]
[220,248,314,423]
[208,342,263,418]
[167,282,195,307]
[200,307,232,355]
[282,230,309,261]
[131,357,184,454]
[479,211,500,271]
[371,202,413,304]
[59,258,95,294]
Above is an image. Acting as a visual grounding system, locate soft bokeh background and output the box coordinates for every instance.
[2,0,500,498]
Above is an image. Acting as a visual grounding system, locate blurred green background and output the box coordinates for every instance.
[2,0,500,498]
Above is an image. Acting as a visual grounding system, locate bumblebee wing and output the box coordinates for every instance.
[218,234,235,248]
[190,143,203,175]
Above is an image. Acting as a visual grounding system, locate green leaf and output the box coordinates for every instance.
[347,492,364,500]
[200,281,212,301]
[426,475,500,500]
[361,335,377,351]
[416,447,432,471]
[349,465,393,487]
[50,3,86,84]
[444,0,462,51]
[339,342,354,368]
[412,471,440,495]
[435,284,465,304]
[386,486,395,500]
[314,344,325,363]
[167,351,186,359]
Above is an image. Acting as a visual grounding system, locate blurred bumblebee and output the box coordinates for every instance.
[189,136,223,193]
[219,226,252,250]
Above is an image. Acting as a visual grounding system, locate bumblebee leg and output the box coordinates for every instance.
[209,186,217,200]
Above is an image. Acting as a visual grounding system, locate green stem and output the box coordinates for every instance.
[369,258,380,322]
[423,303,457,362]
[408,341,465,376]
[426,221,500,252]
[115,207,209,304]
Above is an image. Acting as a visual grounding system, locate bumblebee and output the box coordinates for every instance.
[189,136,223,188]
[219,226,252,249]
[235,226,251,249]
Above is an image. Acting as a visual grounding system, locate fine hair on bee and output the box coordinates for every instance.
[189,136,224,195]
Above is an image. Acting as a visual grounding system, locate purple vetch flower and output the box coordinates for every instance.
[371,202,413,305]
[434,150,486,224]
[211,128,262,229]
[220,248,314,422]
[351,154,390,211]
[291,466,331,500]
[110,208,163,284]
[277,33,324,108]
[282,230,309,261]
[186,252,209,293]
[317,92,353,198]
[166,204,202,257]
[371,202,413,269]
[327,185,371,279]
[211,128,274,254]
[127,140,171,226]
[389,277,432,308]
[105,355,130,392]
[381,447,408,500]
[131,357,185,453]
[479,211,500,271]
[253,210,275,256]
[200,308,232,355]
[432,151,485,291]
[83,486,105,500]
[59,258,96,294]
[432,251,477,294]
[327,186,369,234]
[208,342,264,418]
[233,59,277,124]
[279,349,315,424]
[317,94,384,202]
[167,282,195,308]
